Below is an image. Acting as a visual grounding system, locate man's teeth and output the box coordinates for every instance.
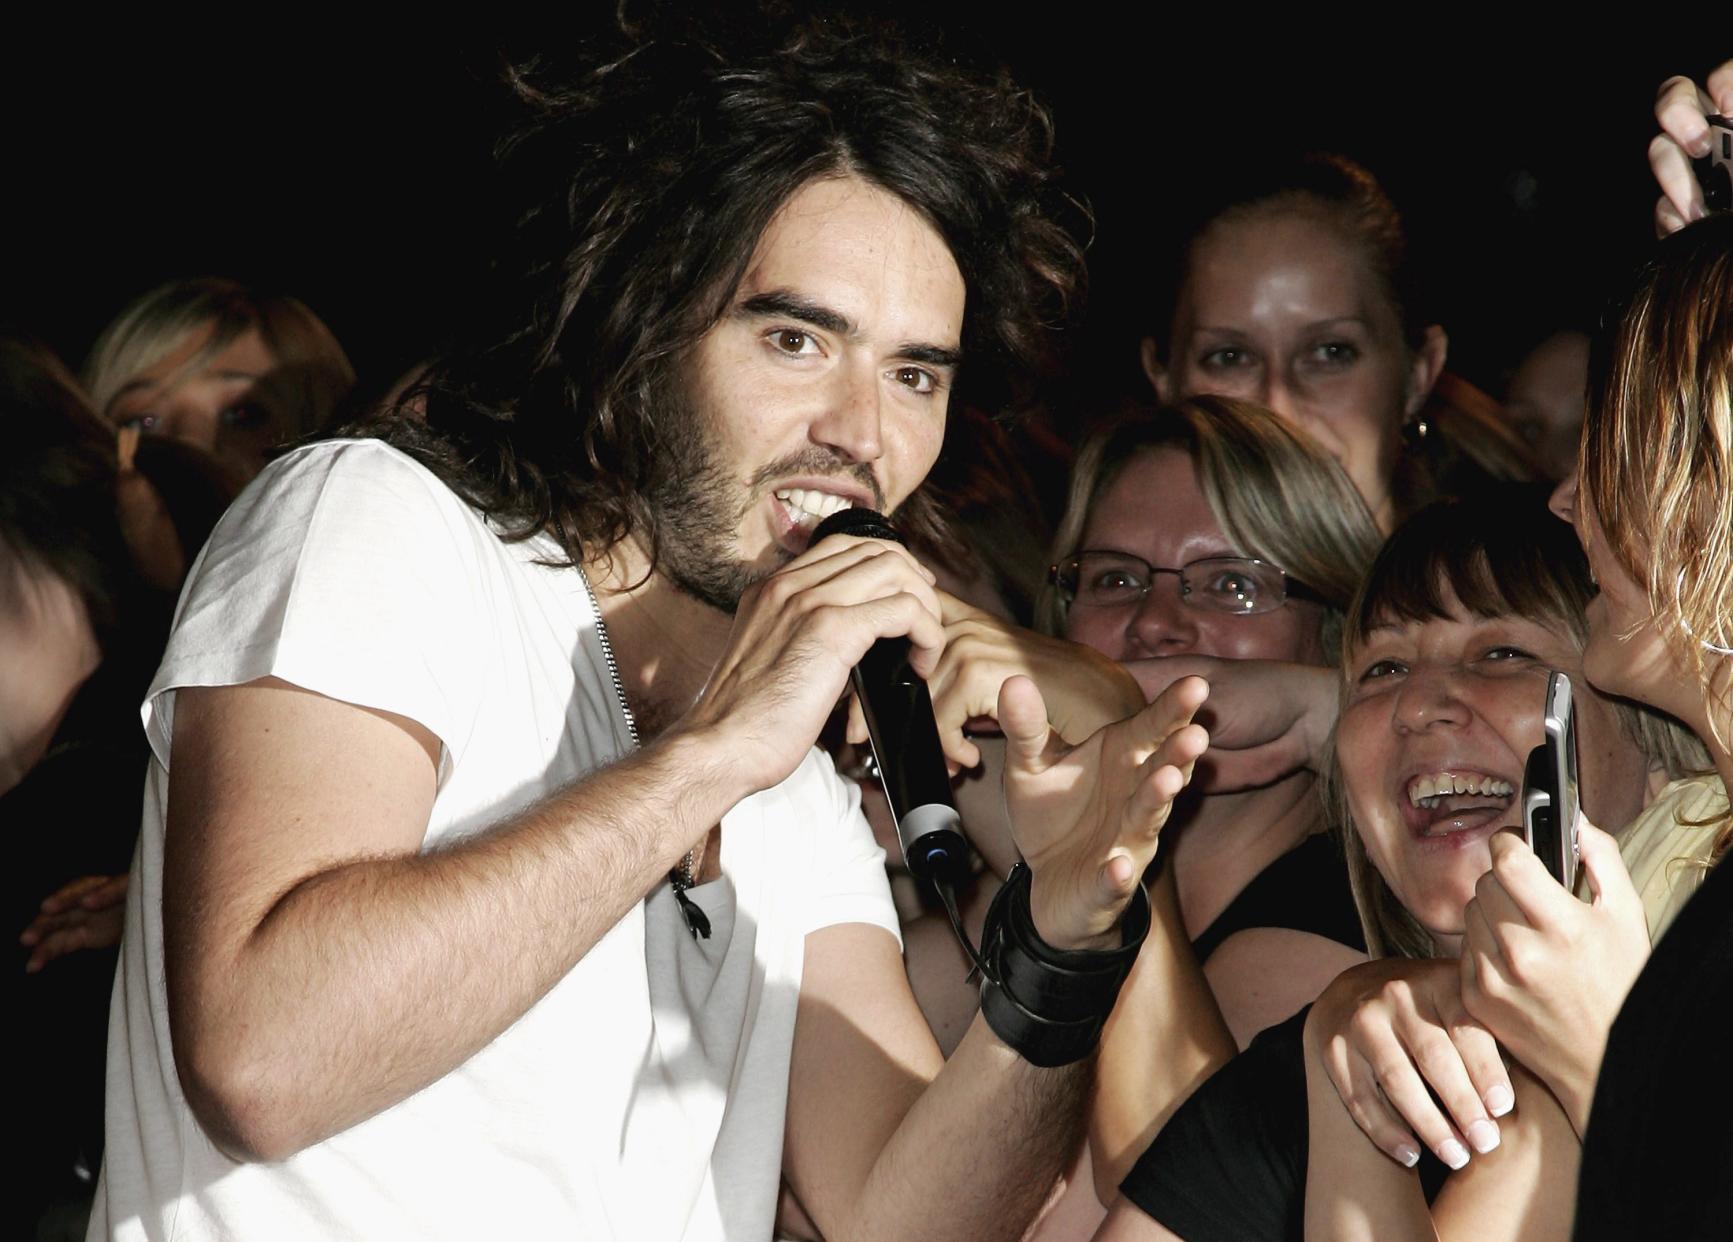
[1407,772,1515,809]
[775,488,853,525]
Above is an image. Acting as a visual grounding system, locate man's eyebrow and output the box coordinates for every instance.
[899,343,962,371]
[736,290,962,372]
[736,291,855,337]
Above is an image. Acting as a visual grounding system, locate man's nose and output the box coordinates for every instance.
[811,359,884,464]
[1126,573,1199,656]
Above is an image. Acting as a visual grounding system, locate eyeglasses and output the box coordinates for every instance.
[1049,551,1325,616]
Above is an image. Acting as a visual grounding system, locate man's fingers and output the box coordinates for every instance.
[937,718,982,772]
[997,674,1059,774]
[767,537,943,628]
[935,587,986,625]
[1120,742,1196,840]
[1124,675,1208,754]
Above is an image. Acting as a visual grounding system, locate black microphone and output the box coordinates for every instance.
[812,507,970,887]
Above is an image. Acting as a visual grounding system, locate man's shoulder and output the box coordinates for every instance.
[250,438,473,524]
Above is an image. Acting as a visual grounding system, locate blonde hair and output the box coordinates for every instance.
[1328,490,1711,958]
[83,277,354,441]
[1581,217,1733,758]
[1036,396,1382,660]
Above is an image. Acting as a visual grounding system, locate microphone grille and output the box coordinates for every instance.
[810,507,903,546]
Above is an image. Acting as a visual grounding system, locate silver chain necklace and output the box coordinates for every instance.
[576,562,712,939]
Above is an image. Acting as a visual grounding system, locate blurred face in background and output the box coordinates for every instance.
[103,322,285,482]
[1504,330,1589,481]
[1149,209,1444,530]
[0,547,99,795]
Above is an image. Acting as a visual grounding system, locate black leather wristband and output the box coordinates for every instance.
[978,863,1152,1066]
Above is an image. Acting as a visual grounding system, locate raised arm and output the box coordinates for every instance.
[165,677,743,1161]
[786,674,1210,1240]
[168,532,949,1162]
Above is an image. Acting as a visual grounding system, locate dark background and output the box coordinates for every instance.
[4,20,1721,409]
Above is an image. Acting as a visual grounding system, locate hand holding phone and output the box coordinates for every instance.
[1693,115,1733,213]
[1520,670,1580,890]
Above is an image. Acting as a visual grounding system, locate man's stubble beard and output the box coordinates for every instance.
[643,372,884,616]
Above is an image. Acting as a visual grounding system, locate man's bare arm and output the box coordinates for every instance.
[787,676,1211,1240]
[167,533,950,1163]
[784,924,1089,1242]
[165,677,738,1161]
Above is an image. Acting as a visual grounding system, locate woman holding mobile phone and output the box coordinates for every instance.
[1095,489,1703,1242]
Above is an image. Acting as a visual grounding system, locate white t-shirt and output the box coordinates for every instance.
[91,440,900,1242]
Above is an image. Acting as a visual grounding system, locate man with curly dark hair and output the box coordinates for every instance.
[92,16,1208,1240]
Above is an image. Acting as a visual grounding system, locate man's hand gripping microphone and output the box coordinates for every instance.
[812,507,970,888]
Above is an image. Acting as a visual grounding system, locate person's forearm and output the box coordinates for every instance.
[168,726,737,1161]
[1302,1041,1433,1241]
[843,1015,1092,1242]
[1427,1067,1579,1242]
[1089,863,1236,1199]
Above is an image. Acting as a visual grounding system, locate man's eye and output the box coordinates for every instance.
[893,365,936,394]
[770,329,819,356]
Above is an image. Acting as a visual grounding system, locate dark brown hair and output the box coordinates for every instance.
[364,14,1088,569]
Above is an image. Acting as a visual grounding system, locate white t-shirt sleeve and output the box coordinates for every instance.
[144,440,491,780]
[794,749,903,946]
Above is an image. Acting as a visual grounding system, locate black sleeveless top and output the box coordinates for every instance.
[1190,831,1367,962]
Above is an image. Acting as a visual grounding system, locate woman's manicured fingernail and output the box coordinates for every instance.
[1439,1139,1470,1169]
[1485,1084,1515,1117]
[1467,1119,1501,1154]
[1393,1143,1421,1167]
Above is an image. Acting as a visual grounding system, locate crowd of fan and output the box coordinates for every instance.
[5,47,1730,1242]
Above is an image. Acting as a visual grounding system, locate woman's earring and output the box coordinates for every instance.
[1400,411,1432,454]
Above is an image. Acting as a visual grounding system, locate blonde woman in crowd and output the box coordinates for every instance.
[83,277,353,483]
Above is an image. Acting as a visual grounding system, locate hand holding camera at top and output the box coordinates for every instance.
[1650,61,1733,233]
[1459,820,1651,1136]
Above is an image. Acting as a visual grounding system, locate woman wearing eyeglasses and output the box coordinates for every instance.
[919,395,1382,1217]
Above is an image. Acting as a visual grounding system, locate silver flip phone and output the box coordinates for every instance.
[1521,670,1580,890]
